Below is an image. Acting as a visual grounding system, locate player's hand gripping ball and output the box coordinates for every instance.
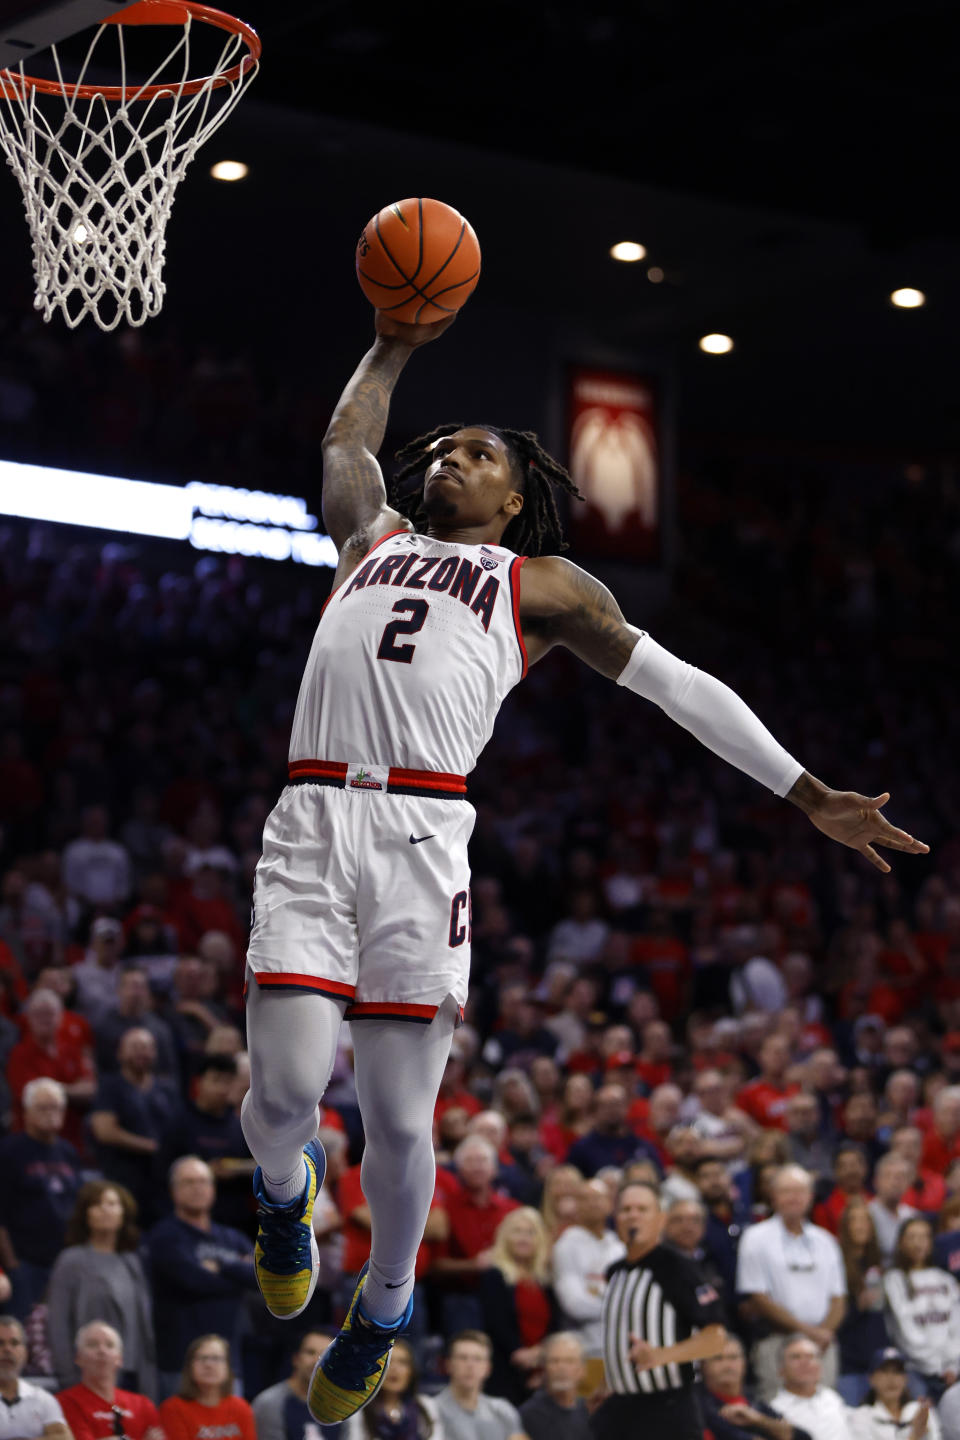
[356,197,481,324]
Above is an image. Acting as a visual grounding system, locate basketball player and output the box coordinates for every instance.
[240,310,928,1424]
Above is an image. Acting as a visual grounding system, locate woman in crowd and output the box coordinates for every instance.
[47,1180,156,1397]
[479,1207,554,1406]
[837,1200,890,1404]
[883,1218,960,1399]
[158,1334,255,1440]
[851,1347,940,1440]
[342,1339,442,1439]
[539,1164,583,1242]
[493,1068,540,1126]
[540,1074,595,1162]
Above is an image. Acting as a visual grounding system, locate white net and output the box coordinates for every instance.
[0,5,259,330]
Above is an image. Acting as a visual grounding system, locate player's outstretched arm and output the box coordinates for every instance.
[321,312,455,552]
[520,556,930,873]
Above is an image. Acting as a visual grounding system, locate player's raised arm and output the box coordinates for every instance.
[321,311,456,552]
[520,555,930,874]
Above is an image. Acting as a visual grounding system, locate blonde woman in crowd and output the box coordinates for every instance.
[480,1207,555,1406]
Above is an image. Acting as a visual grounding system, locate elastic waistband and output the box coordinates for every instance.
[287,759,467,800]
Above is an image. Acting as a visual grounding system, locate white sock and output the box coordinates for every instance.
[264,1159,307,1207]
[360,1260,415,1327]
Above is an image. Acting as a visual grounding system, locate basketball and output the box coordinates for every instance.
[355,197,481,324]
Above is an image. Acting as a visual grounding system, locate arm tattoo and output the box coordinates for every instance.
[550,563,638,679]
[321,338,411,547]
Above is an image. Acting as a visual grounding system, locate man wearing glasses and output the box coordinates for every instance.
[736,1165,847,1402]
[57,1323,163,1440]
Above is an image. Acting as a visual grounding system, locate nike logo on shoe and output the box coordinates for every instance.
[384,1278,413,1288]
[409,834,435,844]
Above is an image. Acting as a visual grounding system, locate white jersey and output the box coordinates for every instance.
[289,528,528,777]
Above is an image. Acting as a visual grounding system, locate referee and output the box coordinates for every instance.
[594,1180,727,1439]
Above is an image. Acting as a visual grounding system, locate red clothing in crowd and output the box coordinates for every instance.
[337,1164,441,1279]
[736,1078,801,1129]
[904,1170,946,1212]
[435,1090,484,1124]
[635,1059,672,1091]
[922,1129,960,1174]
[58,1385,161,1440]
[812,1186,871,1234]
[439,1183,519,1273]
[0,941,28,1016]
[6,1033,94,1148]
[158,1395,255,1440]
[629,934,690,1020]
[514,1276,552,1347]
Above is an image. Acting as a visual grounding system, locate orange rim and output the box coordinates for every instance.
[0,0,260,101]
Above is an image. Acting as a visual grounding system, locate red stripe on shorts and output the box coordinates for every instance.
[346,1001,438,1022]
[252,972,356,1000]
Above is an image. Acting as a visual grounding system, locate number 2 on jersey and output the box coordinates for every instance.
[377,599,429,663]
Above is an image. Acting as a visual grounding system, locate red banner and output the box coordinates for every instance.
[567,367,660,561]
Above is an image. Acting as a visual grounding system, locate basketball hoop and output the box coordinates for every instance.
[0,1,260,330]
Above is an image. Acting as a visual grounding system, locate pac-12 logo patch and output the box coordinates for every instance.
[479,545,500,571]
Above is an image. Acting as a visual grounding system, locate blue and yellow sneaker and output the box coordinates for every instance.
[307,1262,413,1423]
[252,1137,325,1319]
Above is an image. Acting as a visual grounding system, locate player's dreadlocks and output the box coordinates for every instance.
[390,422,584,557]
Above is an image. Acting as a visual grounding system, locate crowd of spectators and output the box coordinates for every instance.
[4,299,960,1440]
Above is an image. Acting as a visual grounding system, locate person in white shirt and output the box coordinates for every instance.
[939,1378,960,1440]
[883,1218,960,1398]
[0,1316,71,1440]
[771,1334,855,1440]
[867,1156,918,1266]
[850,1347,940,1440]
[62,805,132,910]
[737,1164,847,1400]
[551,1178,625,1356]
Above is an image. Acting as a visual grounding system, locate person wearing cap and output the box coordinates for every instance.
[849,1348,939,1440]
[72,916,127,1027]
[737,1164,847,1401]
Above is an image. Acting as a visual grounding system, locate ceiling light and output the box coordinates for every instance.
[610,241,646,262]
[890,287,925,309]
[699,333,734,355]
[210,160,249,182]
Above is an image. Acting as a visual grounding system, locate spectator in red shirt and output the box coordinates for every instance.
[158,1335,255,1440]
[435,1049,483,1127]
[432,1134,519,1334]
[737,1035,801,1130]
[169,859,245,958]
[58,1321,163,1440]
[921,1086,960,1173]
[634,1020,673,1092]
[812,1144,871,1233]
[889,1126,946,1213]
[539,1073,596,1163]
[7,987,96,1150]
[634,1082,683,1167]
[629,908,690,1021]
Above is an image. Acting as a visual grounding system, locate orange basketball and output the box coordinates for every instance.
[355,197,481,323]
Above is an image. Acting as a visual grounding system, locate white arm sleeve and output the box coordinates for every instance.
[617,627,805,797]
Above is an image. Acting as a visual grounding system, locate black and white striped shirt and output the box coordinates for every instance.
[601,1243,725,1396]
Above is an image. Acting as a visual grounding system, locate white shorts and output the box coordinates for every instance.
[246,771,475,1022]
